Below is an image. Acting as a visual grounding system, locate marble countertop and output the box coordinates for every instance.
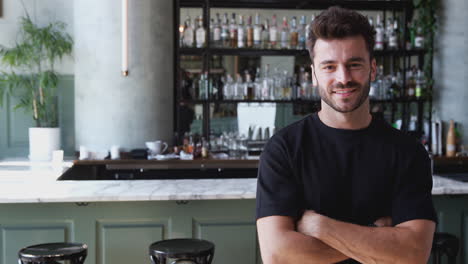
[0,159,466,203]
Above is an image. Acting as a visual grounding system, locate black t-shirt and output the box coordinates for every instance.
[256,113,437,263]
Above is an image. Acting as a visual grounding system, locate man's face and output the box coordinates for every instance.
[311,36,376,113]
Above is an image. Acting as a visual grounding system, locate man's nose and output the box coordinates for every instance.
[335,66,352,84]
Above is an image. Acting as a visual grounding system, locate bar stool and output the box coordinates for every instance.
[149,238,214,264]
[432,232,459,264]
[18,242,87,264]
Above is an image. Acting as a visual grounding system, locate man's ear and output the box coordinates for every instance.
[370,58,377,82]
[311,64,318,87]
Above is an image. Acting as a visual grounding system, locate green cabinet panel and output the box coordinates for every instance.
[193,218,258,264]
[96,219,167,264]
[0,221,74,264]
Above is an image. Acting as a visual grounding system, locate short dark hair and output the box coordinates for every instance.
[306,6,375,63]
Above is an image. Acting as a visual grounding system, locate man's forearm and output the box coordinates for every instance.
[260,229,350,264]
[314,216,433,264]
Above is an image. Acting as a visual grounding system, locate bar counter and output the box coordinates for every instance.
[0,158,466,203]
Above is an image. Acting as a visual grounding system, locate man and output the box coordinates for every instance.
[256,6,436,264]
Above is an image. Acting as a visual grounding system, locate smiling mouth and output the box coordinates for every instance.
[333,89,356,97]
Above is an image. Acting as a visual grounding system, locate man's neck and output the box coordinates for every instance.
[318,101,372,130]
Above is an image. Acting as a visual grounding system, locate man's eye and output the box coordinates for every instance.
[349,64,363,68]
[323,65,335,71]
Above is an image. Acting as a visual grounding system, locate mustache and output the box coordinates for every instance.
[331,82,361,89]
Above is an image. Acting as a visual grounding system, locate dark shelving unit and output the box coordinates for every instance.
[174,0,432,143]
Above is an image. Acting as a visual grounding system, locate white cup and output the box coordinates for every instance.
[79,146,89,160]
[110,145,120,160]
[145,140,168,155]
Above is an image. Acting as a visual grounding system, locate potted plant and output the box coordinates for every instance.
[0,12,73,161]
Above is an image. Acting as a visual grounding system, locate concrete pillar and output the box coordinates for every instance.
[433,0,468,144]
[74,0,173,151]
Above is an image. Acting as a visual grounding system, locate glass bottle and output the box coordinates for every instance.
[261,19,270,49]
[237,15,246,48]
[253,13,262,48]
[388,19,399,50]
[305,14,315,48]
[229,13,238,48]
[212,13,222,48]
[254,67,262,99]
[246,15,254,48]
[415,69,425,98]
[221,13,230,48]
[290,16,299,49]
[375,14,384,50]
[244,71,255,100]
[414,26,425,49]
[280,16,290,49]
[234,73,243,100]
[223,74,234,100]
[269,14,278,49]
[262,64,272,100]
[195,16,206,48]
[183,16,194,47]
[406,67,416,98]
[298,15,307,50]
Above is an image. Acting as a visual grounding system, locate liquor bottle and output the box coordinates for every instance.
[368,16,374,27]
[223,74,234,99]
[269,15,278,49]
[375,14,384,50]
[244,71,255,100]
[201,137,209,158]
[406,67,416,98]
[388,19,399,50]
[305,14,315,49]
[198,73,205,100]
[389,75,401,99]
[282,70,292,99]
[195,16,206,48]
[179,22,185,47]
[183,16,194,47]
[414,26,425,49]
[254,67,262,99]
[212,13,222,48]
[262,64,272,100]
[234,73,243,100]
[261,19,270,49]
[298,15,307,50]
[253,13,262,48]
[446,120,456,157]
[246,15,254,48]
[290,16,299,49]
[280,16,290,49]
[209,18,214,44]
[229,13,238,48]
[415,69,425,98]
[385,18,393,48]
[237,15,246,48]
[221,13,230,48]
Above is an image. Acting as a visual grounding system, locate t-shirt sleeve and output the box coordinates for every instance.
[391,143,437,226]
[256,135,303,220]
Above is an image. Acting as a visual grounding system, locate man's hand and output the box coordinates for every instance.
[374,216,392,227]
[297,210,322,236]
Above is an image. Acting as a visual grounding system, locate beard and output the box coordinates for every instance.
[316,73,371,113]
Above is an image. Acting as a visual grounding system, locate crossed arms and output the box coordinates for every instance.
[257,211,435,264]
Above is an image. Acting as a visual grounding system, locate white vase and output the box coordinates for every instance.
[29,127,61,161]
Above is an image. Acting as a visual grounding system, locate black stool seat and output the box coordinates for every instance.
[432,232,459,264]
[149,238,214,264]
[18,242,87,264]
